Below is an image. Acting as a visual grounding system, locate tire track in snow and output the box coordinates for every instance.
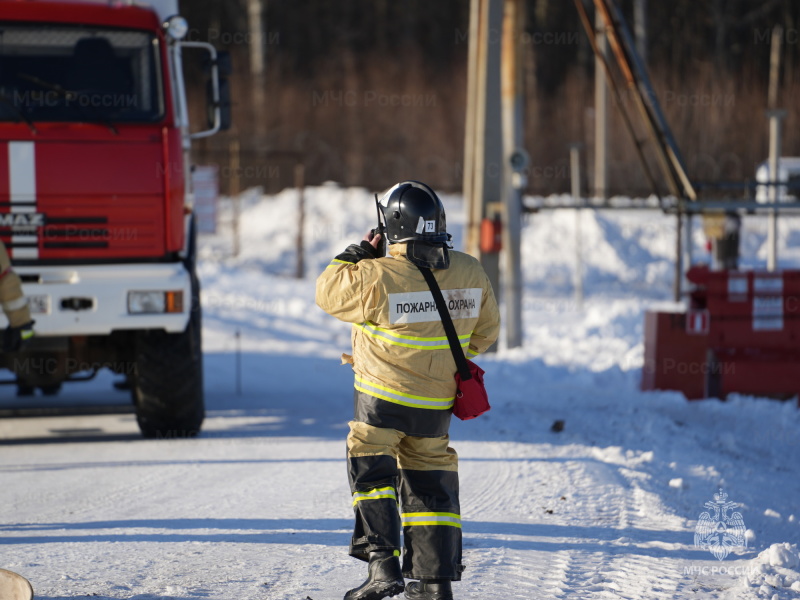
[546,456,634,599]
[461,443,664,599]
[458,443,584,599]
[599,461,686,600]
[459,441,511,520]
[1,449,178,531]
[461,545,572,600]
[448,443,690,600]
[553,451,688,600]
[459,441,556,598]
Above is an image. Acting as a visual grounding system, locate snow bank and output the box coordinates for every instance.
[739,543,800,599]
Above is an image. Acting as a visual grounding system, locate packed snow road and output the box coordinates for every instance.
[2,367,799,600]
[2,190,800,600]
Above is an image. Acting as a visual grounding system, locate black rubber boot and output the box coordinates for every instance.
[344,551,405,600]
[404,580,453,600]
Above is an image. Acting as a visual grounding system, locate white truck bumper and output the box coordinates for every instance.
[16,263,192,336]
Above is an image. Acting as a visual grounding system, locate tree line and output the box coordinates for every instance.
[181,0,800,196]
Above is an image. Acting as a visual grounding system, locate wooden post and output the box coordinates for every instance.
[462,0,480,243]
[247,0,266,138]
[768,25,783,111]
[463,0,503,322]
[295,163,305,279]
[570,144,584,308]
[229,138,241,258]
[767,110,786,272]
[594,6,608,199]
[235,329,242,396]
[767,26,784,272]
[674,208,682,302]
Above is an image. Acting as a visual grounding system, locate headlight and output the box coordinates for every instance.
[128,291,184,314]
[163,15,189,41]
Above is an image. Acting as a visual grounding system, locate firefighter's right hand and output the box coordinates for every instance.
[363,229,382,250]
[363,229,386,257]
[3,320,35,352]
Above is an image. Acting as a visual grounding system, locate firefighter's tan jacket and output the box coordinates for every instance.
[316,242,500,422]
[0,241,30,327]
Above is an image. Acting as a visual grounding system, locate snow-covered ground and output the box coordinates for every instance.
[2,186,800,600]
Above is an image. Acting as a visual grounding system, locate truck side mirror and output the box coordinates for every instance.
[215,50,232,131]
[216,50,232,78]
[182,42,230,139]
[207,77,231,132]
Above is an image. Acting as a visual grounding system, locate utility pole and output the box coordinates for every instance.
[594,5,609,199]
[463,0,503,309]
[501,0,525,349]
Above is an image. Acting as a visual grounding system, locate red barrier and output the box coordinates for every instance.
[642,265,800,401]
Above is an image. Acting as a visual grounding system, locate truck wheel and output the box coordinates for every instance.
[132,291,204,439]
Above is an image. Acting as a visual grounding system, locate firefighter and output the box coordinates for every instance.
[0,240,34,352]
[316,181,500,600]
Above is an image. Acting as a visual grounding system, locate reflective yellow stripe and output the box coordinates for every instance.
[355,322,470,350]
[326,258,355,268]
[401,512,462,528]
[361,322,470,343]
[355,376,454,410]
[353,486,397,505]
[3,296,28,311]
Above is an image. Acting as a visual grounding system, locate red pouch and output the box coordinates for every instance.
[453,360,490,420]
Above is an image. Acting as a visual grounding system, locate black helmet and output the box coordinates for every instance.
[378,180,448,244]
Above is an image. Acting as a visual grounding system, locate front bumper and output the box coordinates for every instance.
[14,263,192,336]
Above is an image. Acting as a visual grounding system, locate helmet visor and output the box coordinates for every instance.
[377,183,401,209]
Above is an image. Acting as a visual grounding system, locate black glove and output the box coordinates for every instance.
[334,241,380,264]
[3,320,35,352]
[369,228,387,257]
[358,239,382,259]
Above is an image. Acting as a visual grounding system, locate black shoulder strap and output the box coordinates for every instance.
[417,265,472,381]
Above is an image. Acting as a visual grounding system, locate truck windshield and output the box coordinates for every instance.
[0,25,164,123]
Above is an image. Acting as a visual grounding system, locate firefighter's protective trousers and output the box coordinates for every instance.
[316,241,500,581]
[347,420,462,580]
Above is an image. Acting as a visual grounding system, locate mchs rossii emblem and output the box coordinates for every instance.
[694,489,747,561]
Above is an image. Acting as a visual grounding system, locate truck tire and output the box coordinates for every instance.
[132,284,204,439]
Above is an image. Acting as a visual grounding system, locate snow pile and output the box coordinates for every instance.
[740,543,800,599]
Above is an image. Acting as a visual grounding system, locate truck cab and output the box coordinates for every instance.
[0,0,229,437]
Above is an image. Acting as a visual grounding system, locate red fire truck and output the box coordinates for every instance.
[0,0,230,437]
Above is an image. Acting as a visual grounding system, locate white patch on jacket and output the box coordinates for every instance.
[389,288,482,324]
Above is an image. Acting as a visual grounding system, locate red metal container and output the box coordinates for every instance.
[642,265,800,401]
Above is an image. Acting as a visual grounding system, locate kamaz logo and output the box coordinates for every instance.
[0,213,45,228]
